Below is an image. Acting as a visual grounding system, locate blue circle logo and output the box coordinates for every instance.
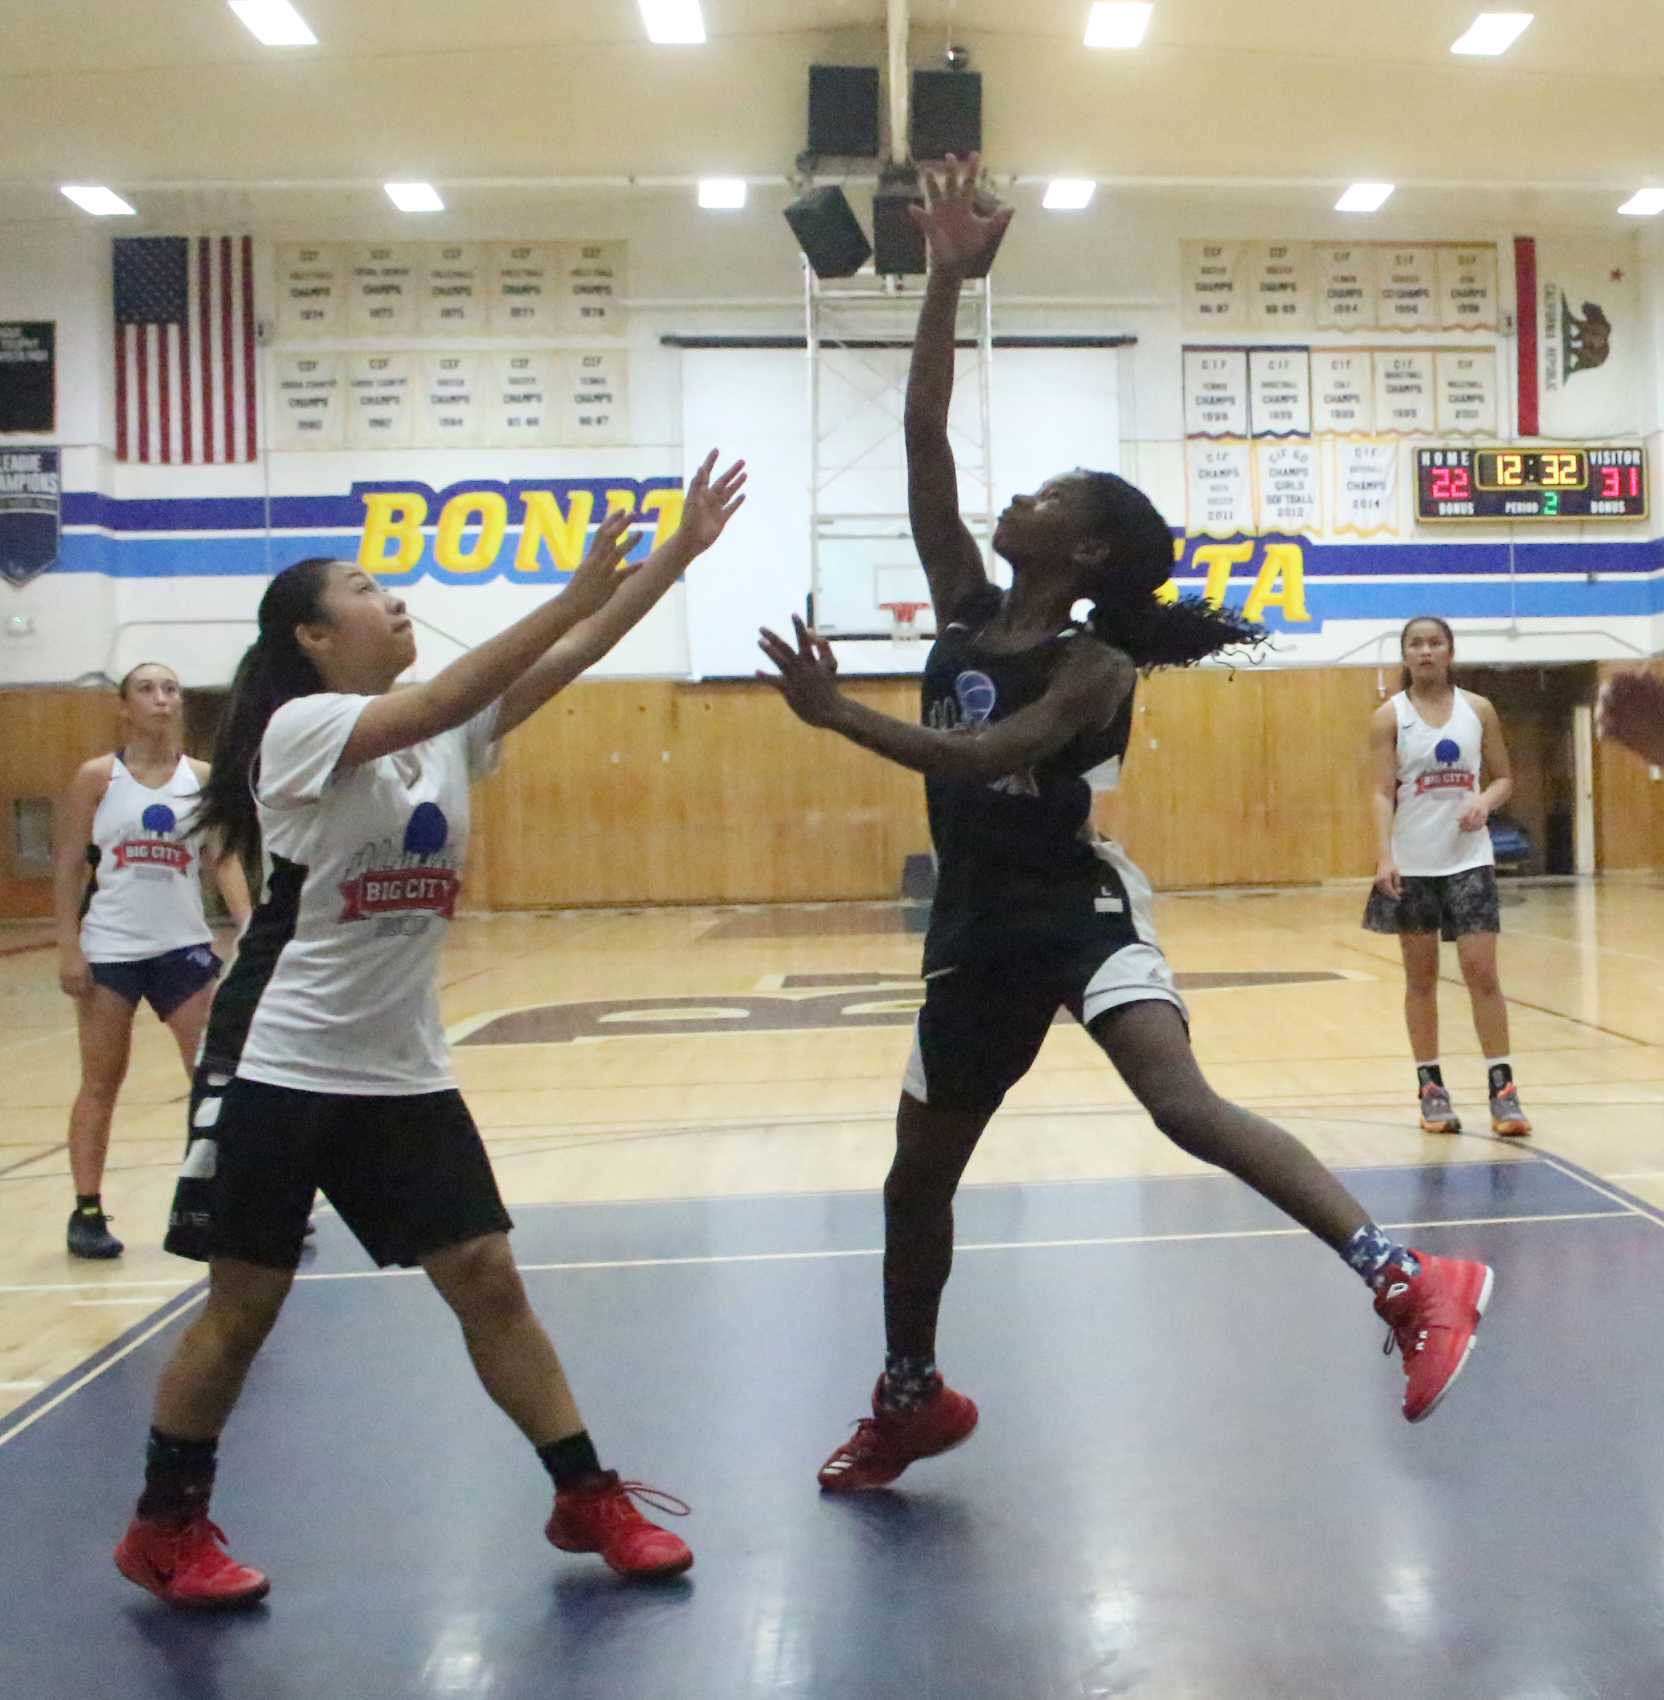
[403,801,449,857]
[1434,738,1460,764]
[955,670,998,723]
[141,803,176,834]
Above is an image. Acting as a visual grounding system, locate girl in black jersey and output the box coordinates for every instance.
[760,158,1495,1492]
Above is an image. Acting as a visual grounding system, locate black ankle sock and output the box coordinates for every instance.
[137,1428,217,1522]
[75,1194,102,1215]
[538,1430,605,1491]
[880,1353,943,1412]
[1488,1061,1514,1094]
[1416,1064,1444,1091]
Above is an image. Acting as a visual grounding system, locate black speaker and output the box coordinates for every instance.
[784,186,873,278]
[808,65,880,157]
[872,174,926,276]
[910,69,981,160]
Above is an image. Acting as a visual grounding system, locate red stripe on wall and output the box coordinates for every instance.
[135,326,151,464]
[179,297,193,463]
[241,234,257,461]
[158,324,172,464]
[199,238,214,461]
[219,235,235,465]
[114,324,129,463]
[1514,235,1539,438]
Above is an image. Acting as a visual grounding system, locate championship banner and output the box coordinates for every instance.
[1329,440,1400,537]
[1254,440,1319,533]
[1185,440,1254,536]
[1526,235,1639,439]
[0,446,60,588]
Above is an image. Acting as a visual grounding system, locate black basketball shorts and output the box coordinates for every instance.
[902,942,1187,1122]
[1362,864,1501,942]
[166,1072,513,1270]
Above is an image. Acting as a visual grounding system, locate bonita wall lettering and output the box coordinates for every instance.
[356,476,684,585]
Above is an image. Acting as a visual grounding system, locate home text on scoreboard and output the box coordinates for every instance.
[1416,446,1647,521]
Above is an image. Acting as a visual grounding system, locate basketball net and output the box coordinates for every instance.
[880,601,929,645]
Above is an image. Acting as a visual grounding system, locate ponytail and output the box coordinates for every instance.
[1075,469,1267,669]
[192,557,335,863]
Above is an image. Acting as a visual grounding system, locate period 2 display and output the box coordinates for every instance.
[1416,446,1647,521]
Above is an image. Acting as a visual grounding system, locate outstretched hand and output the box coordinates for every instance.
[560,508,640,620]
[1598,669,1664,764]
[677,449,747,555]
[908,152,1013,278]
[758,616,845,728]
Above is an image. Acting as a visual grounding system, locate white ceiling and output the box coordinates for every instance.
[3,2,1663,229]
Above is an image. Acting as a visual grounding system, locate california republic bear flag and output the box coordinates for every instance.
[1516,234,1639,439]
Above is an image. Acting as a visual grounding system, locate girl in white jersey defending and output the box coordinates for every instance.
[113,453,744,1609]
[53,664,252,1260]
[1365,616,1530,1137]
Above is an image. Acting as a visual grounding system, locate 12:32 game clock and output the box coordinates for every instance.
[1416,446,1648,521]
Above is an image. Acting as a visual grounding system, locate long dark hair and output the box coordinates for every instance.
[193,558,336,862]
[1076,471,1264,667]
[1397,614,1455,693]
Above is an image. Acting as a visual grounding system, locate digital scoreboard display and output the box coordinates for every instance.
[1416,446,1647,521]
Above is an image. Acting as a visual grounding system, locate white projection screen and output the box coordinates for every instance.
[679,343,1122,677]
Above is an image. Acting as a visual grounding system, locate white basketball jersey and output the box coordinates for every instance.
[79,755,213,963]
[1389,690,1494,878]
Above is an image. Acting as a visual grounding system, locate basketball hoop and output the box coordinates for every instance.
[880,601,930,644]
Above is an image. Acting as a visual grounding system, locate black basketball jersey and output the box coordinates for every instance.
[919,582,1137,972]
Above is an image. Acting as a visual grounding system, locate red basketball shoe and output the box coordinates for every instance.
[114,1513,269,1608]
[546,1472,693,1578]
[817,1378,980,1492]
[1374,1251,1494,1422]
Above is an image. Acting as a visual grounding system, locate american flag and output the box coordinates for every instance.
[113,235,258,464]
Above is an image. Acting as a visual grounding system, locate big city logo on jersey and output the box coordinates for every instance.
[113,803,192,873]
[337,803,462,923]
[1414,735,1476,795]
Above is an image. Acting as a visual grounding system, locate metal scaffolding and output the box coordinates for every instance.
[804,262,994,644]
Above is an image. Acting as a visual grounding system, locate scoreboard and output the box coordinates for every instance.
[1416,446,1647,521]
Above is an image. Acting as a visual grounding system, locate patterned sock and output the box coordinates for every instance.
[538,1429,605,1491]
[879,1353,943,1412]
[136,1428,217,1523]
[1341,1224,1420,1290]
[1487,1059,1514,1095]
[1416,1063,1444,1091]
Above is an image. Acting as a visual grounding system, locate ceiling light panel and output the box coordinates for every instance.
[60,186,136,216]
[1043,180,1096,210]
[1084,4,1152,48]
[1619,189,1664,216]
[385,182,444,212]
[228,0,317,47]
[1450,12,1533,55]
[1335,182,1394,212]
[698,179,747,209]
[639,0,705,44]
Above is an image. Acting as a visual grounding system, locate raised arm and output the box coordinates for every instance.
[906,154,1014,624]
[494,453,745,738]
[1368,702,1401,897]
[759,617,1132,785]
[53,757,111,998]
[336,511,639,770]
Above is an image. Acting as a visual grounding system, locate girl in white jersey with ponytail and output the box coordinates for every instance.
[1365,616,1530,1137]
[53,664,252,1260]
[112,453,744,1610]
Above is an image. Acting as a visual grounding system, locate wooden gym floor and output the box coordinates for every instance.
[6,878,1664,1697]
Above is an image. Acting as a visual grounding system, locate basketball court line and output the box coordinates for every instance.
[0,1146,1648,1452]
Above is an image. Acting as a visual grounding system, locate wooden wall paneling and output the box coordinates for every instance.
[1593,661,1663,872]
[470,679,932,908]
[0,689,121,920]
